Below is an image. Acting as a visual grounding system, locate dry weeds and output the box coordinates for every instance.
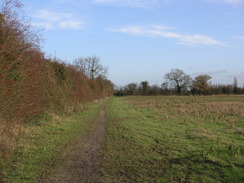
[126,96,244,119]
[0,118,22,156]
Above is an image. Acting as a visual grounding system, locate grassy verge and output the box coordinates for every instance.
[103,96,244,183]
[0,100,106,183]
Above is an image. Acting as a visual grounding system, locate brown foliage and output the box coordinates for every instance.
[192,74,212,95]
[0,0,113,156]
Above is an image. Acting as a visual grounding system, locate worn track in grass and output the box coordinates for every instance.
[44,104,106,183]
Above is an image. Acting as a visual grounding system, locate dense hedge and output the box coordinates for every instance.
[0,0,113,155]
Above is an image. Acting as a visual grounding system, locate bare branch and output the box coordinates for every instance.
[74,56,108,79]
[164,68,192,95]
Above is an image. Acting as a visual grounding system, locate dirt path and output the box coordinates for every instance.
[44,105,106,183]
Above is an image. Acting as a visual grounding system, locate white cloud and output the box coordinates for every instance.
[206,0,244,6]
[55,0,172,8]
[148,30,181,38]
[32,10,69,21]
[112,25,225,46]
[210,0,244,5]
[32,10,83,30]
[113,26,145,35]
[224,0,244,4]
[54,0,85,6]
[152,25,174,30]
[92,0,162,8]
[234,36,244,40]
[58,20,83,30]
[179,35,224,46]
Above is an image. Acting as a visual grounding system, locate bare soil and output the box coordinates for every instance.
[43,106,106,183]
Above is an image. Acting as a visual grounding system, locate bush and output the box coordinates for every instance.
[0,0,113,156]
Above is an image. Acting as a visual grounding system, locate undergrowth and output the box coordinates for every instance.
[0,100,106,183]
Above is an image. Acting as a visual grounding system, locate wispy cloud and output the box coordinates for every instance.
[54,0,85,6]
[112,26,225,46]
[209,0,244,5]
[113,26,146,35]
[224,0,244,5]
[32,10,84,30]
[206,0,244,6]
[234,36,244,40]
[58,20,83,29]
[91,0,166,8]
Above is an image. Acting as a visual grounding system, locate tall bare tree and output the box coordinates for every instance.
[74,56,108,79]
[164,68,192,95]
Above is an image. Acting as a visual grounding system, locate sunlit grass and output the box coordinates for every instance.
[103,96,244,182]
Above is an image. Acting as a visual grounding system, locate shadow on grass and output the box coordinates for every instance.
[168,153,243,183]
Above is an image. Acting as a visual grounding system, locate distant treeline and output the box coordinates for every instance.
[115,69,244,96]
[0,0,113,155]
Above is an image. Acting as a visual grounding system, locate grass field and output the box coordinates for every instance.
[103,96,244,182]
[1,96,243,182]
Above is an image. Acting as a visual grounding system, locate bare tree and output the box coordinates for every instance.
[164,68,192,95]
[74,56,108,79]
[125,83,138,95]
[192,74,212,95]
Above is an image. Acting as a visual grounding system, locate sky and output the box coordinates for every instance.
[18,0,244,86]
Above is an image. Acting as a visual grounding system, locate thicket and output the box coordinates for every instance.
[0,0,113,156]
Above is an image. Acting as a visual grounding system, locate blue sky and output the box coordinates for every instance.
[20,0,244,86]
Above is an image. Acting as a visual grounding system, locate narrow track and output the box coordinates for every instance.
[44,105,106,183]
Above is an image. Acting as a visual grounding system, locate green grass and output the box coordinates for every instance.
[0,100,106,183]
[102,96,244,183]
[1,96,243,182]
